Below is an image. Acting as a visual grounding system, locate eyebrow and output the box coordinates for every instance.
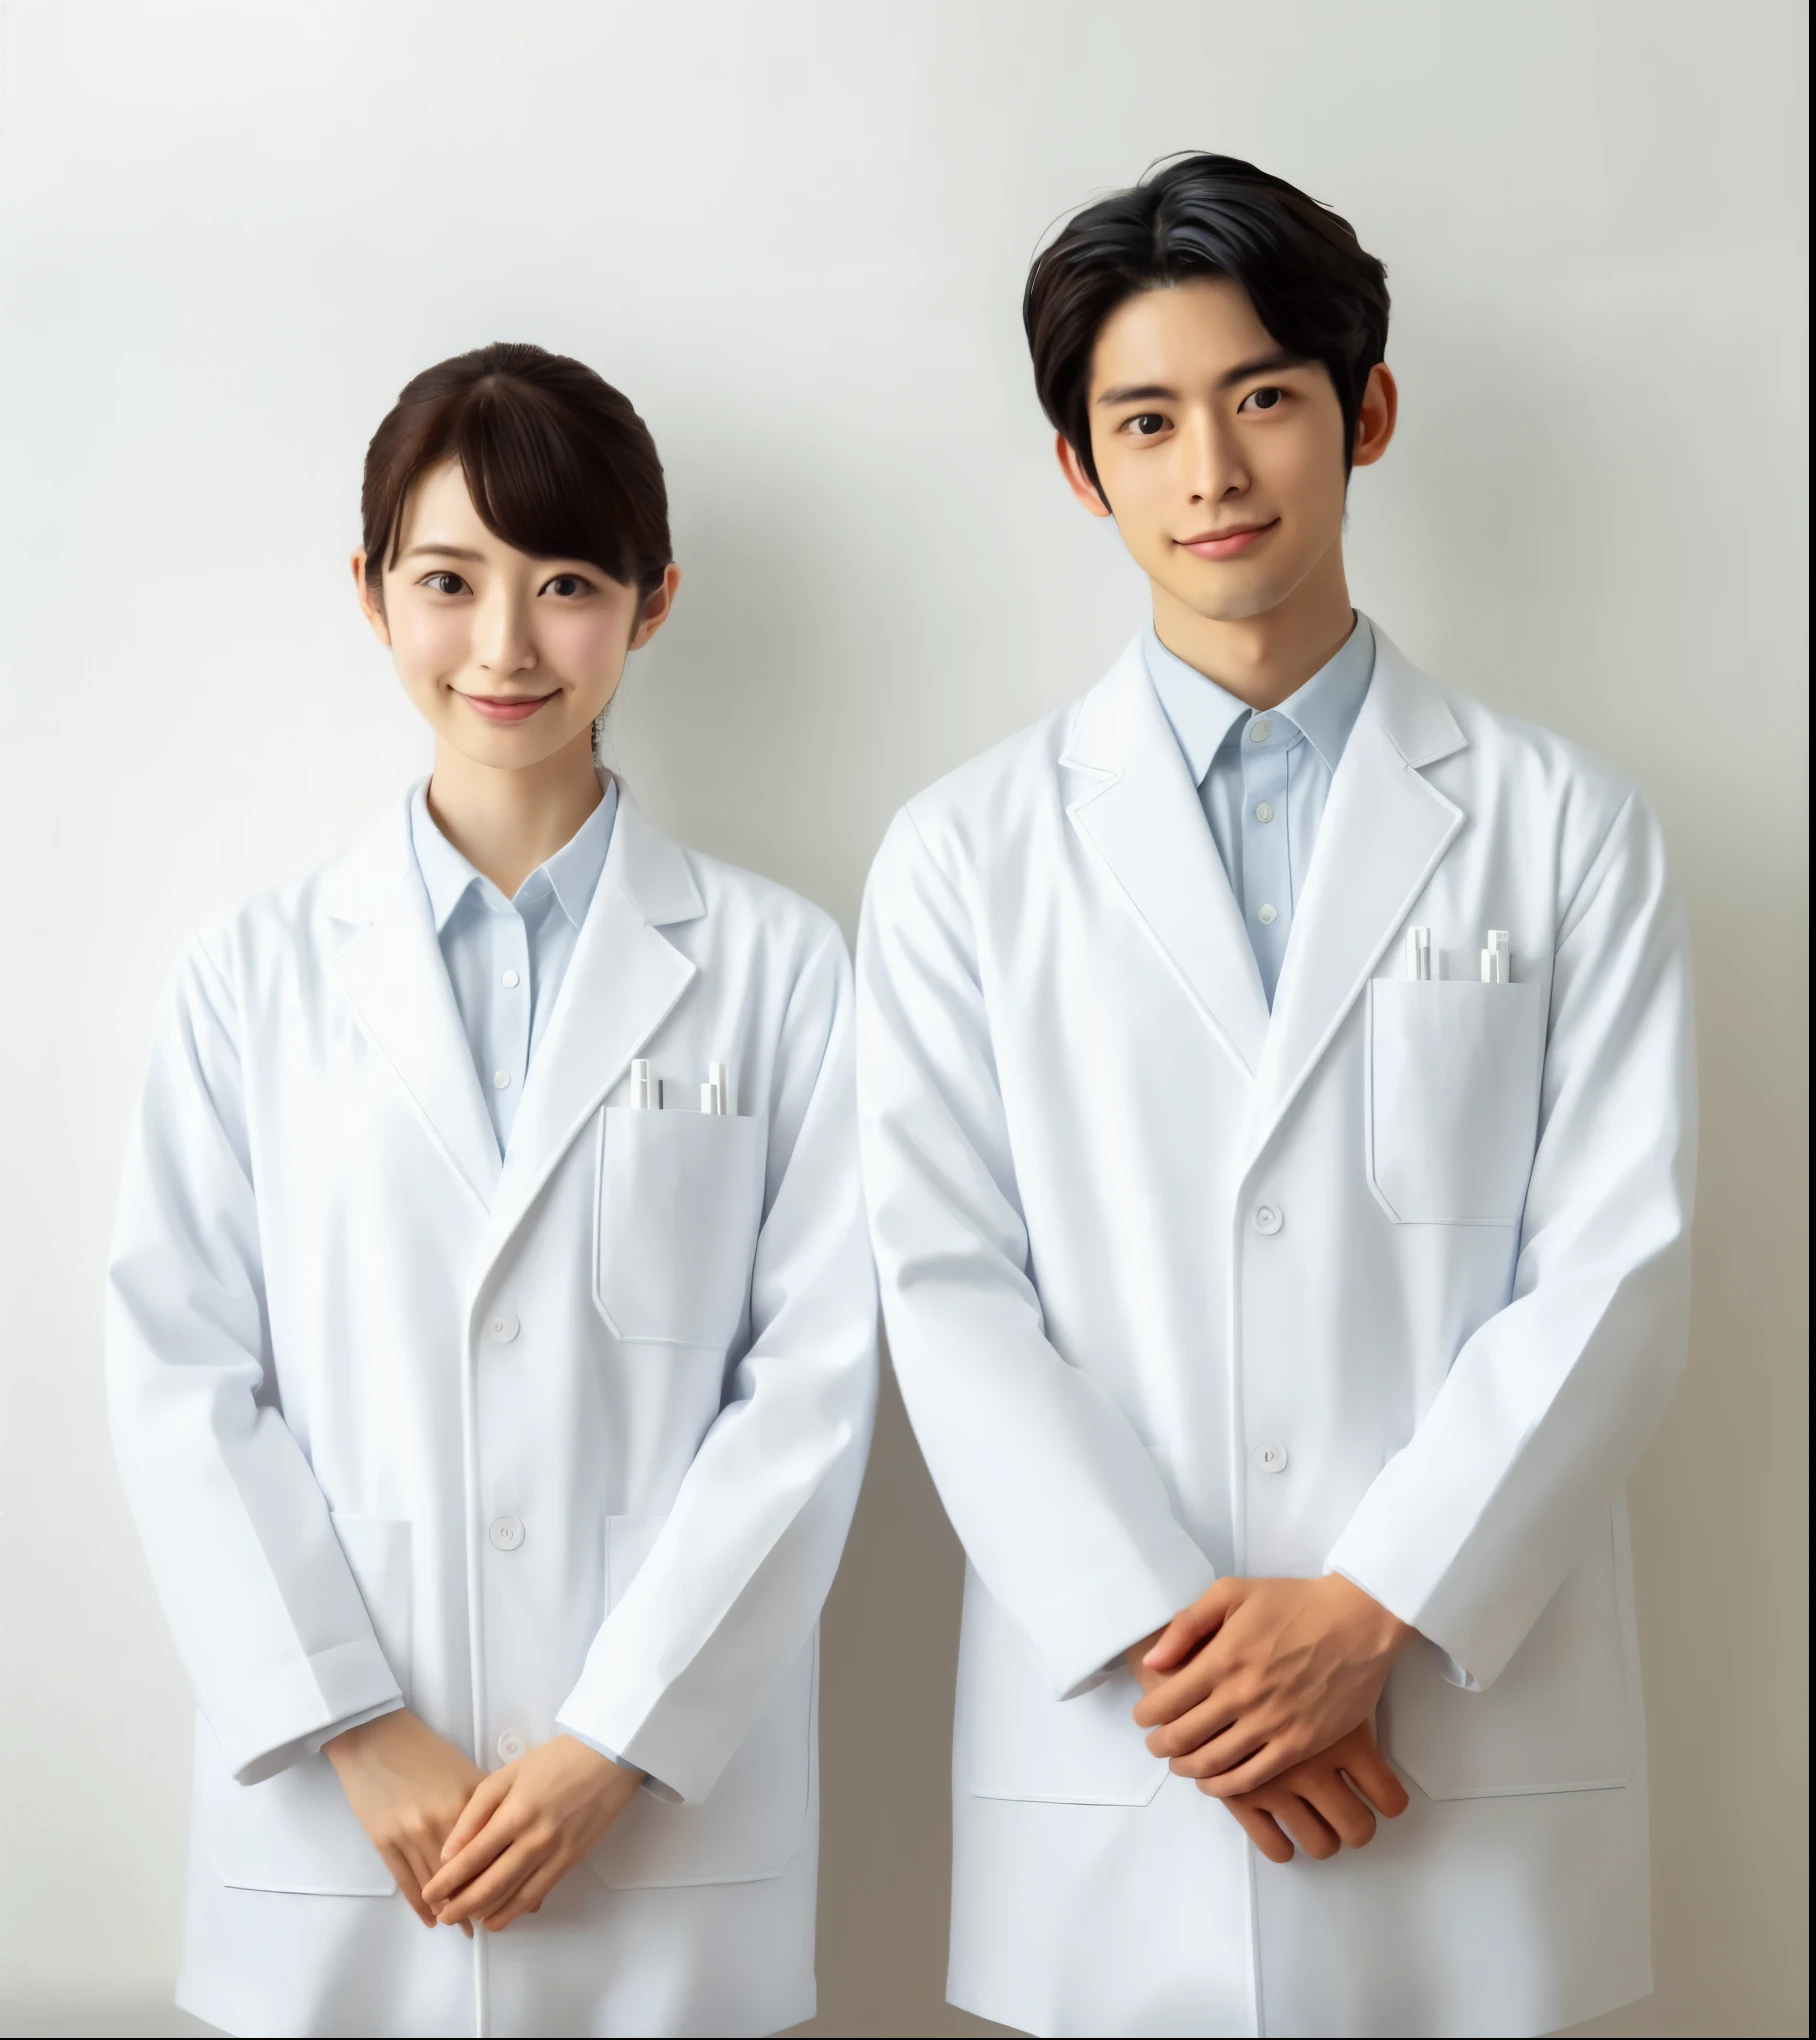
[1095,352,1311,406]
[398,542,487,561]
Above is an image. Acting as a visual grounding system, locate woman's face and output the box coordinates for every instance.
[353,458,678,772]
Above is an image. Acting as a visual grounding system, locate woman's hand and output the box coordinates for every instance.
[422,1735,645,1931]
[324,1710,486,1928]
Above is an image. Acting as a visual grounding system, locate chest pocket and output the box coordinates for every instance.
[594,1105,766,1347]
[1366,979,1547,1225]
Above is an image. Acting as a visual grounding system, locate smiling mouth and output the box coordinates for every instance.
[1177,520,1280,558]
[458,691,561,723]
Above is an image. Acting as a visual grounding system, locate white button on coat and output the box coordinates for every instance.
[1252,1204,1283,1234]
[1256,904,1278,926]
[1249,717,1273,743]
[488,1514,525,1552]
[1255,801,1275,823]
[486,1310,520,1344]
[1251,1441,1289,1474]
[492,1068,511,1090]
[496,1729,528,1763]
[501,968,521,989]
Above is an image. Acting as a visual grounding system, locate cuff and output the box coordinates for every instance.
[216,1640,405,1784]
[559,1725,679,1805]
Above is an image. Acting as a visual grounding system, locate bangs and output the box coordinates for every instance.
[362,343,671,598]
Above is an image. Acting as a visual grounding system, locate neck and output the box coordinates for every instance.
[1151,541,1356,711]
[426,729,604,897]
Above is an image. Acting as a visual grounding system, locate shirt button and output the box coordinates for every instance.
[501,968,521,989]
[1256,904,1278,926]
[492,1069,512,1090]
[486,1310,520,1345]
[1249,717,1274,744]
[488,1515,525,1552]
[495,1729,528,1764]
[1253,1204,1283,1235]
[1251,1441,1290,1475]
[1255,801,1275,823]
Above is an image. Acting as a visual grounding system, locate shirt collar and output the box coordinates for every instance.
[409,771,619,933]
[1143,612,1376,786]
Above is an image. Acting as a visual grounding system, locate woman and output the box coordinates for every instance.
[107,343,877,2038]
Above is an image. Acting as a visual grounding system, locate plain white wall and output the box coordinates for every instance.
[0,3,1805,2034]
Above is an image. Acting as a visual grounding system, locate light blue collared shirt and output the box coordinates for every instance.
[409,775,618,1155]
[1144,614,1375,1006]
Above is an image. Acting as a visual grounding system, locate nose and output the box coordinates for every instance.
[475,588,536,677]
[1182,406,1249,507]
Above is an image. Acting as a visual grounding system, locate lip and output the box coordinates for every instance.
[1176,519,1279,560]
[458,691,560,723]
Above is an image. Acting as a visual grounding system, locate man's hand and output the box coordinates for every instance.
[422,1735,644,1932]
[1217,1720,1409,1863]
[1132,1574,1414,1796]
[325,1710,486,1928]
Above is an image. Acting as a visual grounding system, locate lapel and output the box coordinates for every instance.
[1060,639,1271,1082]
[1249,626,1468,1151]
[324,798,503,1214]
[476,789,702,1272]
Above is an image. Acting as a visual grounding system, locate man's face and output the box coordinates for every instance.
[1072,277,1380,625]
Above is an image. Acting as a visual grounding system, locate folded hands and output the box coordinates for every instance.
[325,1712,642,1931]
[1126,1573,1416,1862]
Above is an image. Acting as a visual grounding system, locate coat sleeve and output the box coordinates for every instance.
[1325,788,1697,1688]
[106,936,404,1783]
[555,926,879,1803]
[855,807,1216,1702]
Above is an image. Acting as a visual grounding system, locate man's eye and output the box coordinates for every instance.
[1127,413,1167,437]
[1242,387,1285,413]
[423,572,468,595]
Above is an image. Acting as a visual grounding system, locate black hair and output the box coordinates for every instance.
[361,341,671,604]
[1023,154,1390,493]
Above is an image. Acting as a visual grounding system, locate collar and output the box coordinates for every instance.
[408,771,619,932]
[1143,612,1377,786]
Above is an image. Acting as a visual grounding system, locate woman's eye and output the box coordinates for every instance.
[423,572,468,596]
[1241,386,1285,413]
[543,573,590,598]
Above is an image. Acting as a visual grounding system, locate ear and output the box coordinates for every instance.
[1055,431,1113,519]
[628,562,683,650]
[1349,363,1398,469]
[351,550,392,646]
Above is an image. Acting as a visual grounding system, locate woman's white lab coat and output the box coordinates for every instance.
[856,624,1695,2039]
[107,786,877,2039]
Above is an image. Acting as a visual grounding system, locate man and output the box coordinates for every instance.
[856,155,1694,2037]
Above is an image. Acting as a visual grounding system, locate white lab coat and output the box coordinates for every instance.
[856,625,1695,2040]
[108,786,878,2040]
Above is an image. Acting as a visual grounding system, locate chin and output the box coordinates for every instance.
[1172,571,1299,626]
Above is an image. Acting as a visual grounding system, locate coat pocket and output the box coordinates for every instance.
[1383,1515,1631,1799]
[197,1515,412,1895]
[594,1106,766,1348]
[955,1566,1167,1807]
[588,1512,815,1888]
[1366,979,1546,1225]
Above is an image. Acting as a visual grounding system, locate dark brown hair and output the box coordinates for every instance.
[360,342,671,602]
[1024,154,1390,495]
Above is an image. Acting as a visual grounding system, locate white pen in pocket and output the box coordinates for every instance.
[630,1058,658,1109]
[1481,930,1512,984]
[1405,926,1433,981]
[700,1061,730,1115]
